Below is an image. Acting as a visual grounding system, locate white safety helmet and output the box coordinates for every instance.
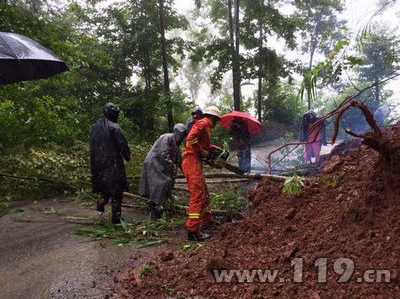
[203,106,221,119]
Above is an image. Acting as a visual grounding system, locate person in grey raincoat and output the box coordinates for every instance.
[139,123,187,219]
[90,103,131,224]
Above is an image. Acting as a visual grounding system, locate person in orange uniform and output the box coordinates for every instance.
[182,106,221,241]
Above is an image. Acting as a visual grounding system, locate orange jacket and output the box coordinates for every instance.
[184,117,215,156]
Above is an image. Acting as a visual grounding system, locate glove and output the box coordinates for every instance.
[201,149,209,158]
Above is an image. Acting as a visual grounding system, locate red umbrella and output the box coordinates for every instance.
[220,111,262,135]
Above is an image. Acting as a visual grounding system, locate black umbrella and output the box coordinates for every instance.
[0,32,68,84]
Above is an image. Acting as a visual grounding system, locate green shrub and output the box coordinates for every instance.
[282,173,306,196]
[0,142,151,202]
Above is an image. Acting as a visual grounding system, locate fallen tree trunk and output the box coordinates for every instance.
[176,172,287,181]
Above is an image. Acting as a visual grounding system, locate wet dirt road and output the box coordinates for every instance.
[0,198,151,299]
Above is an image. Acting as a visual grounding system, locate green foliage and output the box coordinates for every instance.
[192,0,299,112]
[74,214,183,247]
[299,37,355,108]
[0,142,150,201]
[42,206,57,214]
[317,172,345,188]
[0,96,88,150]
[0,143,89,200]
[258,81,306,126]
[282,173,306,196]
[139,264,154,278]
[0,0,191,151]
[295,0,348,109]
[210,186,250,216]
[295,0,346,58]
[355,22,400,109]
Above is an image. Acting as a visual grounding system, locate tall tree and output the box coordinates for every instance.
[228,0,241,110]
[192,0,243,110]
[96,0,187,136]
[240,0,298,121]
[158,0,174,130]
[356,22,400,110]
[295,0,346,109]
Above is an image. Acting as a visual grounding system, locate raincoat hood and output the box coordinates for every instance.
[192,106,203,116]
[303,110,318,118]
[103,102,120,122]
[173,123,187,144]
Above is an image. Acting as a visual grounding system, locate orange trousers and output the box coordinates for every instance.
[182,154,213,232]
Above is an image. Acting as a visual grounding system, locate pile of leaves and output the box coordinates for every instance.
[75,213,184,248]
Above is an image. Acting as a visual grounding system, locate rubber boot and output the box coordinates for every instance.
[187,231,211,241]
[149,201,162,220]
[97,193,109,213]
[111,194,122,224]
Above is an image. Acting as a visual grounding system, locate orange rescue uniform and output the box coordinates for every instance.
[182,117,215,232]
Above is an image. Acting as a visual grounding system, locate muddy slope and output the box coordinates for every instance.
[118,126,400,298]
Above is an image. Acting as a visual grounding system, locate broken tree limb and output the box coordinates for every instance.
[331,100,400,172]
[331,100,382,143]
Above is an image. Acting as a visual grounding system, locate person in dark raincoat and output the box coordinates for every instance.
[300,110,327,164]
[230,117,251,173]
[89,103,131,224]
[139,123,187,219]
[185,106,203,133]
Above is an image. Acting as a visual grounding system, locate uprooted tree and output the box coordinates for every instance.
[266,93,400,174]
[331,100,400,173]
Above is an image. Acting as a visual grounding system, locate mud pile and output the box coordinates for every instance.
[117,125,400,298]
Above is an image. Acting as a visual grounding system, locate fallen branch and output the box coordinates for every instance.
[331,100,382,143]
[122,200,238,217]
[178,172,287,181]
[175,178,251,185]
[123,192,147,200]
